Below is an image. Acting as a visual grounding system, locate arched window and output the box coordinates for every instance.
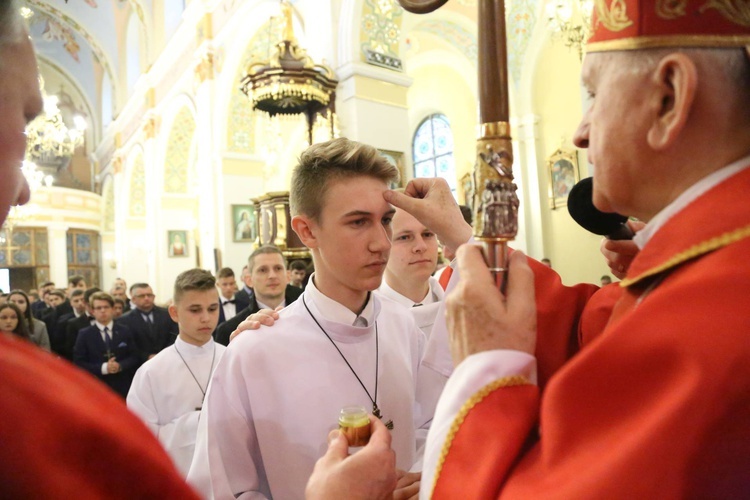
[412,114,457,198]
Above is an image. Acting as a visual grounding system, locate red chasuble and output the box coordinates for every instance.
[432,166,750,498]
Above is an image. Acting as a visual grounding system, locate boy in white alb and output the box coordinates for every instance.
[127,269,225,476]
[378,206,444,339]
[188,138,430,499]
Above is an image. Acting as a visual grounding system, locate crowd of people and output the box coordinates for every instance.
[2,0,749,497]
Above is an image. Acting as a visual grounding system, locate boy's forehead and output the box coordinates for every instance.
[178,288,219,304]
[321,176,393,215]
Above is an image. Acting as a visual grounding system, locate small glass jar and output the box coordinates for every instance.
[338,405,371,447]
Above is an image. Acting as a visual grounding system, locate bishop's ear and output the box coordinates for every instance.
[647,52,697,150]
[291,215,318,249]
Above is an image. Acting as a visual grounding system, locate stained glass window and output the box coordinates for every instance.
[412,114,458,199]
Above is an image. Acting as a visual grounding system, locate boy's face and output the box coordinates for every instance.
[299,176,394,300]
[385,208,438,290]
[290,269,306,287]
[216,276,237,300]
[48,294,64,307]
[70,295,86,314]
[92,299,113,325]
[169,289,220,347]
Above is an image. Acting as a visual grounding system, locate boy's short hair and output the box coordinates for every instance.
[84,287,103,303]
[68,275,86,287]
[173,269,217,303]
[113,297,126,307]
[47,290,66,301]
[70,289,85,299]
[248,246,286,273]
[289,260,307,271]
[89,292,114,308]
[217,267,235,279]
[40,281,55,289]
[290,138,399,221]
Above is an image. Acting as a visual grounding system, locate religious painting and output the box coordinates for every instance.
[168,230,189,258]
[378,150,405,189]
[232,204,257,243]
[547,149,580,209]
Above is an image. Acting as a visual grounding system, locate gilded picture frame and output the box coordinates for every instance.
[231,204,257,243]
[547,149,580,209]
[378,149,406,189]
[167,230,189,258]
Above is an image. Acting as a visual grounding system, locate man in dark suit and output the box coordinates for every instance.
[116,282,177,364]
[48,288,85,358]
[73,292,138,398]
[215,267,250,325]
[234,265,254,305]
[31,281,55,319]
[59,287,101,361]
[215,246,303,345]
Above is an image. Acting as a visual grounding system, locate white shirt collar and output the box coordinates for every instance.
[379,276,442,307]
[175,335,214,354]
[306,274,374,326]
[634,155,750,249]
[95,321,114,331]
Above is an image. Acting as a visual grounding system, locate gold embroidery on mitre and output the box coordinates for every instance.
[431,375,531,498]
[700,0,750,27]
[594,0,635,31]
[656,0,688,19]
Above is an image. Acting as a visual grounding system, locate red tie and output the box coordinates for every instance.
[438,266,453,291]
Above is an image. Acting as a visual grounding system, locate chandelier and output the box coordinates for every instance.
[240,0,338,146]
[25,79,87,172]
[0,161,53,238]
[546,0,594,60]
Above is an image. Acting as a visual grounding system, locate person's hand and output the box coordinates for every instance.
[107,358,121,374]
[393,470,420,500]
[446,246,536,364]
[305,416,397,500]
[229,308,281,343]
[384,178,473,254]
[600,220,645,279]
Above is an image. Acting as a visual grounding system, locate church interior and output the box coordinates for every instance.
[1,0,611,301]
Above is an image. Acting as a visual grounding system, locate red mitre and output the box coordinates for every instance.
[586,0,750,52]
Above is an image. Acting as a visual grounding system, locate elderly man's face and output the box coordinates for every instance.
[0,35,42,226]
[574,52,653,219]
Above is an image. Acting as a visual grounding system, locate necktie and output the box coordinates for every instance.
[103,326,112,351]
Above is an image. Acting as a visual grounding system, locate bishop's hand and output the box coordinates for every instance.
[446,246,537,364]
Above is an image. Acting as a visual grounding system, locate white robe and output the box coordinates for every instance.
[188,286,429,500]
[127,336,226,477]
[377,276,444,339]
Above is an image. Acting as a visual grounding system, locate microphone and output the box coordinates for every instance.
[567,177,634,240]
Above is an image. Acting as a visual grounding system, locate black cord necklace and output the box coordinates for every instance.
[174,341,217,411]
[302,296,393,430]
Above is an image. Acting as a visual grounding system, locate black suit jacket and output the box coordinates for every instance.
[61,314,96,361]
[31,300,48,319]
[217,293,251,325]
[116,306,177,364]
[73,323,138,398]
[215,285,303,346]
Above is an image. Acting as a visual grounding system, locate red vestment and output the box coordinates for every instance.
[431,166,750,498]
[0,333,199,498]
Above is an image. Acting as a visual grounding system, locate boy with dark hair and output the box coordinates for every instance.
[189,138,430,498]
[128,269,225,476]
[288,259,307,288]
[215,267,248,325]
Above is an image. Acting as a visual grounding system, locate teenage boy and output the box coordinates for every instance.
[73,292,139,398]
[188,138,429,499]
[378,206,443,339]
[215,267,249,325]
[127,269,225,476]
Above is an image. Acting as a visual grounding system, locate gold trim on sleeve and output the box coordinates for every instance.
[431,375,532,497]
[587,34,750,52]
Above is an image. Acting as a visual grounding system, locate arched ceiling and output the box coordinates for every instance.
[20,0,160,136]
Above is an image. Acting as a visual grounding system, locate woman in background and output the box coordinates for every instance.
[0,303,30,341]
[7,290,50,350]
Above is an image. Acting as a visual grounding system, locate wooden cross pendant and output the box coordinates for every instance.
[373,404,394,430]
